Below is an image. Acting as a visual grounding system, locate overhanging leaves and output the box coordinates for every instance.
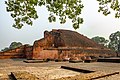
[5,0,84,29]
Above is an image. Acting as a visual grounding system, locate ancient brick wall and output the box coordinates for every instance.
[33,39,46,59]
[33,50,58,60]
[0,29,116,60]
[0,45,34,59]
[32,31,55,59]
[0,46,26,59]
[45,48,116,60]
[24,45,33,59]
[31,29,116,60]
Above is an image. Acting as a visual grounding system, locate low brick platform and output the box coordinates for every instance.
[98,57,120,63]
[11,71,39,80]
[23,59,48,63]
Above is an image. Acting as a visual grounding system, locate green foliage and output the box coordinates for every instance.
[9,42,22,49]
[1,47,9,52]
[5,0,120,29]
[91,36,109,47]
[108,31,120,51]
[5,0,38,29]
[5,0,84,29]
[1,41,23,52]
[97,0,120,17]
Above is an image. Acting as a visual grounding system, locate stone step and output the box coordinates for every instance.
[61,66,95,73]
[23,59,48,63]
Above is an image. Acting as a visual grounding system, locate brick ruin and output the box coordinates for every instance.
[0,45,33,59]
[0,29,116,59]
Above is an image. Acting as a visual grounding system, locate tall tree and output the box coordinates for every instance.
[1,42,22,51]
[91,36,109,47]
[108,31,120,52]
[9,42,22,49]
[5,0,120,29]
[1,47,9,52]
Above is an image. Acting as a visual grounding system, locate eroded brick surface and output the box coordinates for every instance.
[0,29,116,59]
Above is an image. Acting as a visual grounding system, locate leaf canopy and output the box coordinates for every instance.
[5,0,120,29]
[109,31,120,51]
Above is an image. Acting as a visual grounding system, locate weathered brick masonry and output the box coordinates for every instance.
[0,44,33,59]
[32,29,116,59]
[0,29,116,59]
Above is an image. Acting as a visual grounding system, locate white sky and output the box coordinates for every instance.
[0,0,120,50]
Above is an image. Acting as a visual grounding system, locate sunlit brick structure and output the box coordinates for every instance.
[0,29,116,59]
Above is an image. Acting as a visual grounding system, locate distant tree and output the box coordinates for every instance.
[1,42,23,52]
[5,0,120,29]
[108,31,120,52]
[9,42,22,49]
[91,36,109,47]
[1,47,9,52]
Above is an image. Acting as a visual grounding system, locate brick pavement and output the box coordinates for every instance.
[0,59,120,80]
